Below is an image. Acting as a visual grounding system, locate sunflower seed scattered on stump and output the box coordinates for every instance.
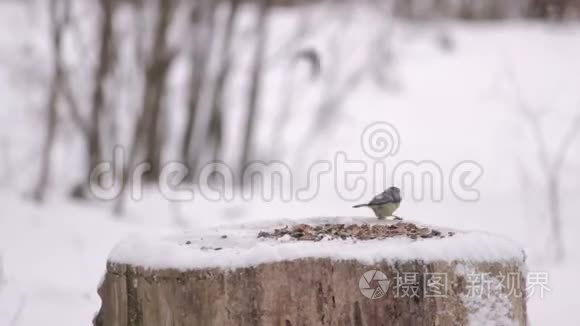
[258,222,453,241]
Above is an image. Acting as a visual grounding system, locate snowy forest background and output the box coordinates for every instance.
[1,0,580,324]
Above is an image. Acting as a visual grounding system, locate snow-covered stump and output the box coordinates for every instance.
[94,218,528,326]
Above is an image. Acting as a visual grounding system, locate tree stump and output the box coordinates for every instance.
[94,217,528,326]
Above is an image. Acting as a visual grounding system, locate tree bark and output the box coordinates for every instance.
[34,75,59,202]
[203,0,239,179]
[33,0,68,202]
[95,259,528,326]
[240,0,270,179]
[95,219,529,325]
[113,0,175,214]
[141,0,175,181]
[181,0,217,174]
[87,0,116,174]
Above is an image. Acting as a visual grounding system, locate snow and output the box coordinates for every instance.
[461,280,518,326]
[109,217,525,270]
[1,1,580,326]
[456,264,520,326]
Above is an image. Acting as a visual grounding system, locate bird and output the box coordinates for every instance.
[352,186,402,220]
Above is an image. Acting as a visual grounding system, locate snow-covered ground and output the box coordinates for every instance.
[1,2,580,325]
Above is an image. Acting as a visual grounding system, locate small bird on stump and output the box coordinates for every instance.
[353,186,402,220]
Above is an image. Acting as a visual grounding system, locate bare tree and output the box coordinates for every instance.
[529,0,568,19]
[114,0,177,214]
[141,0,177,181]
[269,4,320,160]
[203,0,240,179]
[142,2,175,180]
[510,73,580,261]
[33,0,71,202]
[519,107,580,261]
[87,0,117,175]
[240,0,270,178]
[296,7,367,158]
[181,0,217,173]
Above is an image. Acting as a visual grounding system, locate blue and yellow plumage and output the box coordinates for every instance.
[353,186,402,220]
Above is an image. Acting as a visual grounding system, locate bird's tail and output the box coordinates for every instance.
[352,204,368,208]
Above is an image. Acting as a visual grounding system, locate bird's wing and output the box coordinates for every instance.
[368,191,394,206]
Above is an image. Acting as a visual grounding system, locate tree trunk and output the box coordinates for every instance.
[96,258,527,326]
[113,0,175,214]
[548,175,564,261]
[33,0,67,202]
[203,0,239,179]
[181,0,217,174]
[34,76,59,202]
[141,0,175,181]
[87,0,116,174]
[95,219,528,325]
[240,0,270,178]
